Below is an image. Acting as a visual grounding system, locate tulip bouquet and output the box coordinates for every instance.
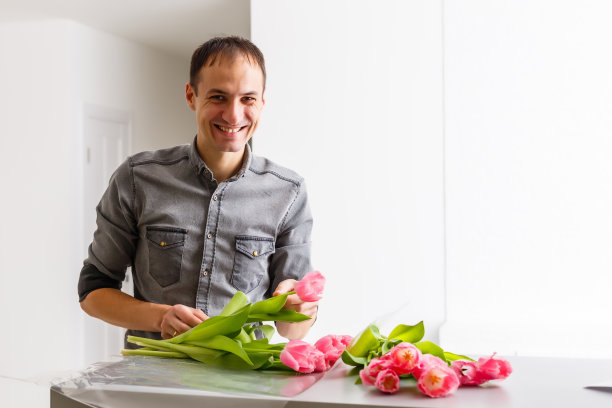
[342,322,512,398]
[121,271,351,373]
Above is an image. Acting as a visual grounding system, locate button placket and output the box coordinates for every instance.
[195,185,226,311]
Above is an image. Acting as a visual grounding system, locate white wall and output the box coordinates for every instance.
[253,0,612,359]
[251,0,446,343]
[71,22,195,153]
[0,19,81,380]
[441,0,612,358]
[0,19,194,379]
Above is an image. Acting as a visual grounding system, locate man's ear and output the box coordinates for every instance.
[185,82,196,111]
[262,88,266,106]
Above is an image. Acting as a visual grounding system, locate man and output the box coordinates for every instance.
[78,36,316,345]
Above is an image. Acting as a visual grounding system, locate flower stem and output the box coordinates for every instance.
[122,349,188,358]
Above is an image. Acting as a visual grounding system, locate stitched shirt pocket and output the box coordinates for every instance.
[146,226,187,287]
[231,235,275,293]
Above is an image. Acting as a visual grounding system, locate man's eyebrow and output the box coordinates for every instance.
[206,89,260,96]
[206,89,228,95]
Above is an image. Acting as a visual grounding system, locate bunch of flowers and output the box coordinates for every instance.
[342,322,512,398]
[122,271,353,374]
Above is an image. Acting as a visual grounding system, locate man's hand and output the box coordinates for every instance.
[80,288,208,339]
[160,305,208,339]
[273,279,318,340]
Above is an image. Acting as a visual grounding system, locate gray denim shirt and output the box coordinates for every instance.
[84,138,312,340]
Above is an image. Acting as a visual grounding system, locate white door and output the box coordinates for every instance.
[82,106,131,365]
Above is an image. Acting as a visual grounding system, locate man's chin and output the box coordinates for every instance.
[217,143,248,153]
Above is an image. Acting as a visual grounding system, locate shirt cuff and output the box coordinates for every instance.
[78,263,121,302]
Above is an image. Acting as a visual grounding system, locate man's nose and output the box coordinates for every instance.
[222,99,243,125]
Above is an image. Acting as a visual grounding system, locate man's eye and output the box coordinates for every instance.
[210,95,225,101]
[242,97,255,102]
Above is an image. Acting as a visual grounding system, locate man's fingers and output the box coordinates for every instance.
[172,320,192,334]
[193,308,208,322]
[175,305,205,327]
[283,297,318,315]
[161,305,209,338]
[283,293,303,306]
[161,319,190,338]
[273,279,297,296]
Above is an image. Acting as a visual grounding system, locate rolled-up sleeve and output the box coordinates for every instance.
[268,180,313,293]
[78,158,138,300]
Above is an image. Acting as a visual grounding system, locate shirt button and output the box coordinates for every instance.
[207,233,212,239]
[160,241,166,247]
[253,250,258,256]
[203,270,209,276]
[213,195,218,201]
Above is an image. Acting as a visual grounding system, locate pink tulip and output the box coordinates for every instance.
[314,334,354,367]
[359,357,393,386]
[412,353,449,379]
[280,340,328,373]
[295,270,326,302]
[375,369,400,394]
[476,354,513,381]
[388,342,421,375]
[451,360,489,386]
[417,364,460,398]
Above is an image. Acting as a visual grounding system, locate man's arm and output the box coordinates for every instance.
[79,159,205,338]
[269,180,316,340]
[80,288,206,339]
[273,279,318,340]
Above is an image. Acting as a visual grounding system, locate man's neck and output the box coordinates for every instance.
[196,141,245,183]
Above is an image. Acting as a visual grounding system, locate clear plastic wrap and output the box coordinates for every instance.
[50,355,324,407]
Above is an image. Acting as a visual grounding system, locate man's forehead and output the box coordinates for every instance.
[197,55,264,92]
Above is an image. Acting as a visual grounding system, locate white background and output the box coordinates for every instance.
[1,1,612,396]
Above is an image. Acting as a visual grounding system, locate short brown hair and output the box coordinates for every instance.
[189,36,266,94]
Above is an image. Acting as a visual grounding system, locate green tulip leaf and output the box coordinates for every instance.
[388,321,425,343]
[250,293,291,315]
[444,351,474,362]
[127,336,227,364]
[169,304,251,343]
[243,340,284,355]
[259,324,275,340]
[381,338,402,355]
[218,351,275,370]
[184,335,253,366]
[235,328,252,345]
[415,341,447,362]
[341,349,368,366]
[267,359,299,371]
[370,325,384,340]
[347,325,381,357]
[121,348,188,359]
[220,291,249,316]
[246,309,311,323]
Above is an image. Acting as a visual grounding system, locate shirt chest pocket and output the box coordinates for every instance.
[146,226,187,287]
[231,235,275,293]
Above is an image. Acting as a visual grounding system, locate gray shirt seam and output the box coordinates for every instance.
[248,167,301,187]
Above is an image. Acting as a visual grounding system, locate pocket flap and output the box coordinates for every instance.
[235,235,275,259]
[146,226,187,249]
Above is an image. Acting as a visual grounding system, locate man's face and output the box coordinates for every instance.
[186,56,265,154]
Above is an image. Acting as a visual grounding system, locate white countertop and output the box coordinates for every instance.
[47,355,612,408]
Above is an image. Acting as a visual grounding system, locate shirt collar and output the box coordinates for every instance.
[189,135,252,183]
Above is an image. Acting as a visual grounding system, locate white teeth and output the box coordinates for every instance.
[218,125,241,133]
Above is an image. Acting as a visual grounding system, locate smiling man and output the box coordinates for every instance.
[78,37,316,346]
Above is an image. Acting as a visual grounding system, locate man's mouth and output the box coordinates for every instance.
[215,124,246,133]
